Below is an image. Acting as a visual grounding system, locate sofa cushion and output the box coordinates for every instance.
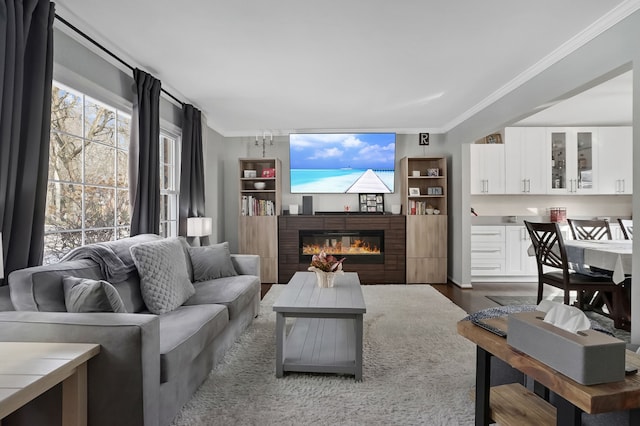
[158,304,228,383]
[188,242,237,282]
[111,272,146,313]
[63,276,127,313]
[9,259,103,311]
[184,274,260,319]
[130,238,195,314]
[0,285,14,311]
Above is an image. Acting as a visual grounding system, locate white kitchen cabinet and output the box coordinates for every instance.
[504,127,547,194]
[505,226,537,276]
[471,226,505,276]
[597,127,632,194]
[547,127,599,194]
[470,144,505,194]
[471,225,537,282]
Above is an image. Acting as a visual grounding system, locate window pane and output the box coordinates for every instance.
[85,229,114,244]
[46,183,82,230]
[84,186,116,228]
[117,189,130,225]
[117,150,128,187]
[84,142,116,186]
[117,114,130,149]
[85,98,115,145]
[163,164,174,190]
[117,227,130,239]
[166,194,177,221]
[51,86,83,137]
[162,136,174,165]
[49,133,83,182]
[44,231,82,264]
[84,142,115,185]
[159,222,168,238]
[160,194,167,222]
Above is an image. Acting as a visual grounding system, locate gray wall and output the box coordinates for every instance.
[53,26,182,133]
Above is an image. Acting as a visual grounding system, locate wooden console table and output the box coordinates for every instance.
[458,320,640,425]
[0,342,100,425]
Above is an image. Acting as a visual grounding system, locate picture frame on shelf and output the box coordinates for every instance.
[262,168,276,178]
[426,168,439,177]
[408,187,420,196]
[359,193,384,213]
[427,186,443,195]
[243,170,257,178]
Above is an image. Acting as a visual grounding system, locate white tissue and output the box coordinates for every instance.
[536,301,591,334]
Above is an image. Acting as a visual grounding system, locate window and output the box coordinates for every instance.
[45,82,180,263]
[160,132,179,238]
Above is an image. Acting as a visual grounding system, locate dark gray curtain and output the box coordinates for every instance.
[179,104,206,242]
[0,0,55,281]
[129,68,161,236]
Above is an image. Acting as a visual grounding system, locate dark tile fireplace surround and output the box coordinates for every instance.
[278,214,406,284]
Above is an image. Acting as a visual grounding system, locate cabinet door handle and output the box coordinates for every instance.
[621,179,625,193]
[526,179,531,193]
[471,248,502,253]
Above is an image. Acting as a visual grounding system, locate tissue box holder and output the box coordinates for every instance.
[507,311,625,385]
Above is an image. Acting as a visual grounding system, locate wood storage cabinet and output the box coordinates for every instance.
[238,158,281,283]
[400,156,448,283]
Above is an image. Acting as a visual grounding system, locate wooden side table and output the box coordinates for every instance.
[0,342,100,426]
[458,319,640,425]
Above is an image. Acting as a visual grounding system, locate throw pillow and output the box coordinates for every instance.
[188,241,238,282]
[130,237,195,314]
[62,276,127,313]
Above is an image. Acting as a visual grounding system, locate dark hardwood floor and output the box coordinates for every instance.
[262,281,539,314]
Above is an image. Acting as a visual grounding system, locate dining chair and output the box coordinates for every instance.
[618,218,633,240]
[567,218,612,240]
[524,221,624,320]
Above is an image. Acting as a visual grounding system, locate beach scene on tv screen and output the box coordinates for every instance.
[290,133,396,193]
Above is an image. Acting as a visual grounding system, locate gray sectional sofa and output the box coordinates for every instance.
[0,234,261,426]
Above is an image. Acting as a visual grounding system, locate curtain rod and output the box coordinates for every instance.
[54,13,184,107]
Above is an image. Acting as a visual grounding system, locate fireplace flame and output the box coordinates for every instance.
[302,239,380,256]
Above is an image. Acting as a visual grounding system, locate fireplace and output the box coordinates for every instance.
[299,230,384,264]
[279,215,405,284]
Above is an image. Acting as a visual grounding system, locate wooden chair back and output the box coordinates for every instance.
[567,218,611,240]
[524,221,569,274]
[618,218,633,240]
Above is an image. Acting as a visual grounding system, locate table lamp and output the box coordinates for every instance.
[187,217,212,246]
[187,217,212,237]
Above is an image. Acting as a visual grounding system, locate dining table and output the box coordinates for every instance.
[564,239,632,284]
[564,239,633,330]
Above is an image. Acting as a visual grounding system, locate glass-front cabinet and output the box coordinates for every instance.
[548,127,597,194]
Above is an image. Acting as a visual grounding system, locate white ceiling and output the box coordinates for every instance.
[515,70,633,127]
[54,0,637,136]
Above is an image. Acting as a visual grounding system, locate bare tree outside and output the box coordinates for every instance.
[45,84,130,263]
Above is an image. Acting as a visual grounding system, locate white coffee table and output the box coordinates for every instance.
[273,271,366,380]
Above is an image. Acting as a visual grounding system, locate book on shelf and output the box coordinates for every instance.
[241,195,275,216]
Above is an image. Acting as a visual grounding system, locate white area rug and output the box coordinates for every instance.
[171,285,476,426]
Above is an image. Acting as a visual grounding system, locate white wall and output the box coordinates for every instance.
[470,195,632,218]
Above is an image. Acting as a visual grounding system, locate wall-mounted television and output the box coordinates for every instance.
[289,133,396,194]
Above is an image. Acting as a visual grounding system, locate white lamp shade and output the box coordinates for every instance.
[187,217,213,237]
